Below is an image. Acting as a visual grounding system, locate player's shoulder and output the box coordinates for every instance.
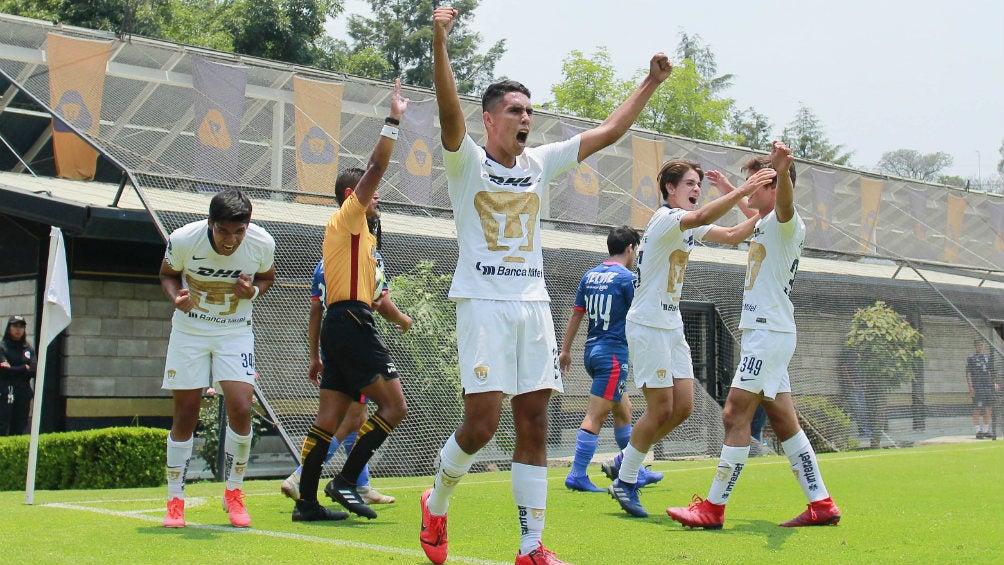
[170,219,208,241]
[245,222,276,248]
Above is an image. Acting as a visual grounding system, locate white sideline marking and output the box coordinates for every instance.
[41,502,508,565]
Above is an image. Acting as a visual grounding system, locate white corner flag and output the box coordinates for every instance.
[25,227,72,505]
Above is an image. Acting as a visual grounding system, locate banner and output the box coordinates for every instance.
[807,167,836,249]
[25,227,72,505]
[398,98,437,206]
[555,123,599,224]
[943,193,967,263]
[192,57,247,190]
[293,76,343,204]
[858,178,883,253]
[630,136,664,228]
[46,33,112,180]
[905,184,931,260]
[689,146,730,208]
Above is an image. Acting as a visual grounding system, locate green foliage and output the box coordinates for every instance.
[549,47,628,119]
[729,106,774,151]
[876,149,953,181]
[846,301,924,390]
[782,104,854,166]
[231,0,343,65]
[675,32,733,96]
[636,59,733,142]
[0,427,168,491]
[937,174,967,188]
[342,0,504,94]
[196,394,269,479]
[793,395,858,453]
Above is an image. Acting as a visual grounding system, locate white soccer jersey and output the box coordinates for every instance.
[444,133,580,301]
[163,219,276,336]
[738,210,805,333]
[626,206,711,329]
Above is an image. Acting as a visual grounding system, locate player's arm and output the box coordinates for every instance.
[771,140,796,224]
[577,53,672,162]
[432,5,465,152]
[234,266,276,300]
[703,213,761,246]
[353,79,410,210]
[159,259,193,313]
[307,298,323,386]
[558,308,586,375]
[375,294,413,334]
[681,168,774,230]
[706,170,756,219]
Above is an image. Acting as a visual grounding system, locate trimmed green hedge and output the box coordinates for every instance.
[0,427,168,491]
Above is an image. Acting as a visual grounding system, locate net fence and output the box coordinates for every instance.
[2,17,1003,480]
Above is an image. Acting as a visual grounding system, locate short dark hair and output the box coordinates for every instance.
[657,159,704,200]
[607,225,641,256]
[482,80,531,112]
[741,155,797,187]
[335,167,365,205]
[208,189,252,224]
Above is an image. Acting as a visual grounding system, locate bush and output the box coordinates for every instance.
[0,427,168,491]
[793,395,858,453]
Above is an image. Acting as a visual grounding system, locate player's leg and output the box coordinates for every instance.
[567,346,623,492]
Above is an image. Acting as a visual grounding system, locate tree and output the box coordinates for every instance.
[675,32,733,96]
[549,48,629,119]
[0,0,173,38]
[636,59,732,142]
[781,105,853,166]
[342,0,505,94]
[845,301,923,448]
[231,0,343,65]
[875,149,953,181]
[729,106,773,151]
[936,174,966,188]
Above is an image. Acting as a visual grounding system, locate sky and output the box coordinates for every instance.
[327,0,1004,181]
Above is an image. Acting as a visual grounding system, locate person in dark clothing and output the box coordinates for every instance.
[1,315,36,435]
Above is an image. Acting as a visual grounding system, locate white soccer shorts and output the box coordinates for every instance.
[730,328,796,399]
[626,320,694,389]
[455,298,563,395]
[162,328,257,390]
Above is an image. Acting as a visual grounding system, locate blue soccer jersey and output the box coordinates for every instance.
[572,261,636,348]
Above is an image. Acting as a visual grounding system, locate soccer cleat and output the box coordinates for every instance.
[420,488,448,564]
[292,499,350,522]
[325,476,377,519]
[780,497,841,527]
[600,452,623,481]
[608,479,647,518]
[163,497,185,528]
[281,472,301,500]
[223,488,251,527]
[666,494,725,529]
[514,542,572,565]
[564,473,605,493]
[359,485,396,504]
[636,466,664,488]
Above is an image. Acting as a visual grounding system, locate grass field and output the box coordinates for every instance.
[1,442,1002,564]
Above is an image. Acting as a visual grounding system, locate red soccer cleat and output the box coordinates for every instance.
[223,488,251,527]
[780,497,841,527]
[515,543,572,565]
[420,488,448,564]
[666,494,726,530]
[163,497,185,528]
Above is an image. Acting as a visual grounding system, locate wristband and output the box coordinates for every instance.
[384,117,400,126]
[250,286,260,301]
[380,124,400,140]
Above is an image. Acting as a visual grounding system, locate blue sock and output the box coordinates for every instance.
[342,431,370,487]
[571,429,599,477]
[614,424,632,451]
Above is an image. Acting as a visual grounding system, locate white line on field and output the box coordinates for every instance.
[41,502,509,565]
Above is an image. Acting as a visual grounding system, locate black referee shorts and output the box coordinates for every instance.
[320,300,398,398]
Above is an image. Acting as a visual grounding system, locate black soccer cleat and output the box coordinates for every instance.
[325,476,377,519]
[292,499,349,522]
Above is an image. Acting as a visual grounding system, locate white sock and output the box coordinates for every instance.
[618,444,647,484]
[166,434,193,500]
[224,426,252,491]
[781,430,830,502]
[512,462,548,556]
[707,444,750,505]
[428,433,476,515]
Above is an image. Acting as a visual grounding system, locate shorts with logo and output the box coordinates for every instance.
[584,343,630,401]
[162,328,256,390]
[320,301,398,398]
[626,320,694,389]
[456,298,562,395]
[730,328,796,399]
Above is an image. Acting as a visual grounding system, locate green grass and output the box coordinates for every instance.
[1,442,1002,564]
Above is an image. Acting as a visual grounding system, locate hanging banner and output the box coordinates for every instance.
[555,123,599,224]
[630,136,664,229]
[943,193,967,263]
[192,57,247,191]
[294,75,343,204]
[807,167,836,249]
[46,33,112,180]
[398,98,437,206]
[858,178,883,253]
